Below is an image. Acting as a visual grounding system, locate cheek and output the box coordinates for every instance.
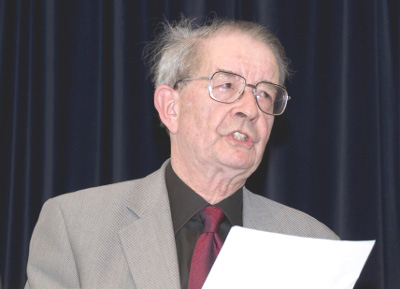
[178,98,214,142]
[191,100,223,131]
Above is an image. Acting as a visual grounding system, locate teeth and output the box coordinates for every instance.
[233,132,248,141]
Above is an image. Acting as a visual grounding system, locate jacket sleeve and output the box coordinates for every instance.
[25,198,80,289]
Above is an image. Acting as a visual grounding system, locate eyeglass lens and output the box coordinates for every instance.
[210,71,287,115]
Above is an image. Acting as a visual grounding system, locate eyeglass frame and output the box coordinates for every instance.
[173,70,291,116]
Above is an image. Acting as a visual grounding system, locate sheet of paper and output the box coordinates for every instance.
[203,226,375,289]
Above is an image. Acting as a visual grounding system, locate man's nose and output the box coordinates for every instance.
[231,86,260,121]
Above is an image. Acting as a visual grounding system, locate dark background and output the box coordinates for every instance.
[1,0,399,288]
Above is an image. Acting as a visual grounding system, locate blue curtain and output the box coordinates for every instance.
[1,0,398,288]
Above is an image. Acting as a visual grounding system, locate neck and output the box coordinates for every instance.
[170,157,247,205]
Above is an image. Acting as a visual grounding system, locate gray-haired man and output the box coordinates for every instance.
[25,17,338,289]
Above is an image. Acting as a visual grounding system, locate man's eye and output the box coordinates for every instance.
[255,90,267,98]
[223,82,233,89]
[258,90,276,99]
[216,82,235,91]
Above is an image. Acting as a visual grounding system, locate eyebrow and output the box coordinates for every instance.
[215,68,279,86]
[215,68,239,75]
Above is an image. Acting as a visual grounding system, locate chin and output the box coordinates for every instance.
[218,154,258,172]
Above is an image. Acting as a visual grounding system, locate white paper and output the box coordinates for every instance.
[203,226,375,289]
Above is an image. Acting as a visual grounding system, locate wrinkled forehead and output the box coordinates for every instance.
[196,30,280,84]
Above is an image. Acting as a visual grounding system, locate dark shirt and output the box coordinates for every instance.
[165,163,243,289]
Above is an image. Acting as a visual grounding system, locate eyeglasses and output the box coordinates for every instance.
[174,71,290,115]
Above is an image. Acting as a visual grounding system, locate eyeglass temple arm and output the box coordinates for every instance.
[173,76,210,89]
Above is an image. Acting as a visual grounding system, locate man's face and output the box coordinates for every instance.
[171,31,279,179]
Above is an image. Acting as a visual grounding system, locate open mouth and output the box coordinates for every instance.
[232,131,248,141]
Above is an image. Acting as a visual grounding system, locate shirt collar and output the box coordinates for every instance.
[165,162,243,234]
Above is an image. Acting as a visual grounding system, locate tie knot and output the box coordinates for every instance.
[200,206,226,233]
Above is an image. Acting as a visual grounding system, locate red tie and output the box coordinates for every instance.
[188,206,226,289]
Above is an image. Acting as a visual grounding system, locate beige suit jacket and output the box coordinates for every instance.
[25,160,338,289]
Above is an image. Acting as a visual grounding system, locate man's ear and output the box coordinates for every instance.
[154,85,179,134]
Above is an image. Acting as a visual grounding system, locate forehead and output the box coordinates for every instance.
[199,31,279,84]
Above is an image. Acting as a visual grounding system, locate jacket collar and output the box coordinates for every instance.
[118,160,181,289]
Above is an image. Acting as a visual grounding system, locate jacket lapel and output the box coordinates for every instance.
[243,187,274,231]
[118,162,180,289]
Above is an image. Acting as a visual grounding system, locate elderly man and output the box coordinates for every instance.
[25,18,338,289]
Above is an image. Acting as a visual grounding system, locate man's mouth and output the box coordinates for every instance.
[232,131,248,141]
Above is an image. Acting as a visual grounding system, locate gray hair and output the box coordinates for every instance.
[145,16,290,88]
